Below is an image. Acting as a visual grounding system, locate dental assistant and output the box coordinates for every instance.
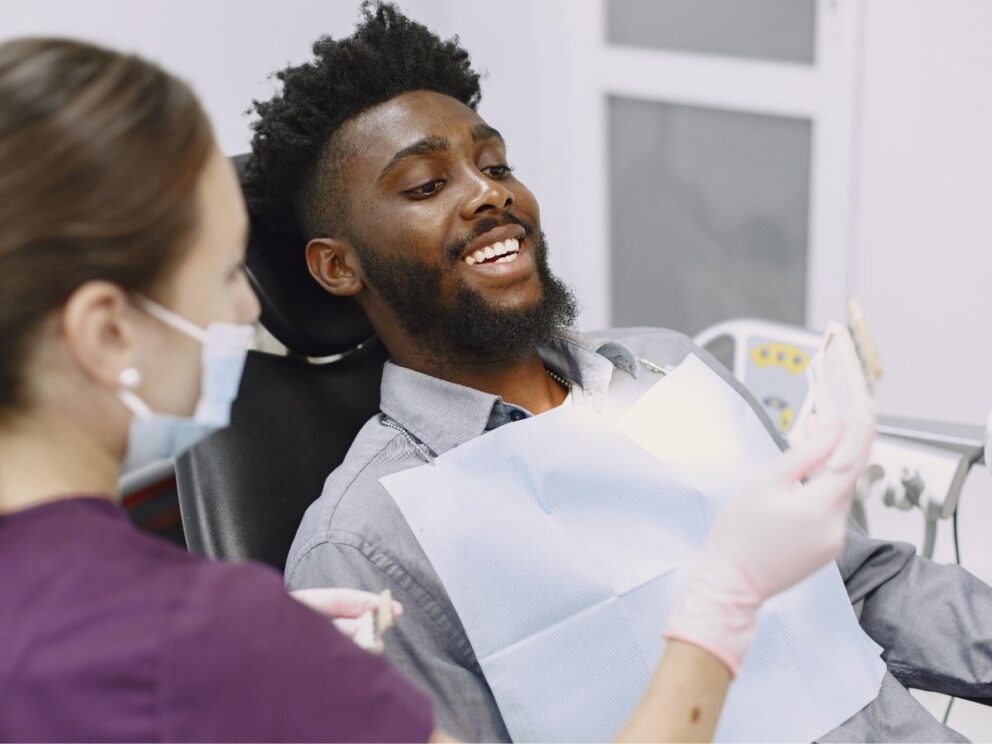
[0,36,869,743]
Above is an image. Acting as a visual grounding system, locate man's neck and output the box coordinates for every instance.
[394,348,569,414]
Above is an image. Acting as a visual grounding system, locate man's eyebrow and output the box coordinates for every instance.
[471,123,504,145]
[378,136,450,180]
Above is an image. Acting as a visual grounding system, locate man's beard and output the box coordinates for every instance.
[353,220,578,366]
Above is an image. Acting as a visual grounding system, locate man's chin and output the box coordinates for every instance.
[466,285,545,316]
[429,276,576,363]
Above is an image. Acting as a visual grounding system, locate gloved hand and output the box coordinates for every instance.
[664,419,873,676]
[290,587,403,653]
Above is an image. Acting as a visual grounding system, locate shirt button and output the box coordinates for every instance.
[509,410,526,422]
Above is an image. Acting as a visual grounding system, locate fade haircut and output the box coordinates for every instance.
[243,1,482,240]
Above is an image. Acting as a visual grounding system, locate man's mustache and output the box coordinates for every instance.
[444,214,534,263]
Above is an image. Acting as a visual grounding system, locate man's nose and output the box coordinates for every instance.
[460,172,514,219]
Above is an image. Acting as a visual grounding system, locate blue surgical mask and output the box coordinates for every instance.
[117,297,255,476]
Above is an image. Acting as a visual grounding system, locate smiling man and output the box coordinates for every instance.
[244,4,990,741]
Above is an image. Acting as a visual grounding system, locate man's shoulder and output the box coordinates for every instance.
[286,413,429,579]
[581,325,707,368]
[587,325,696,351]
[584,326,783,443]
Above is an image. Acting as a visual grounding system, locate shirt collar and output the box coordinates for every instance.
[378,330,640,456]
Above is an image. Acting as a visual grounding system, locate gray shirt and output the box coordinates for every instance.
[286,328,986,742]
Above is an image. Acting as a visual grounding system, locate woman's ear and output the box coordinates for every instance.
[306,238,366,297]
[61,281,137,389]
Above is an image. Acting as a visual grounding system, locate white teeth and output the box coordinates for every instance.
[464,238,522,266]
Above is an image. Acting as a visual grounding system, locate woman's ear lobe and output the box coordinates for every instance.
[305,238,365,297]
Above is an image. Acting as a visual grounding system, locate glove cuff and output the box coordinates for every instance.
[663,554,762,676]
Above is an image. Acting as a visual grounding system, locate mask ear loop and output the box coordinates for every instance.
[135,297,211,345]
[116,367,153,421]
[136,295,256,353]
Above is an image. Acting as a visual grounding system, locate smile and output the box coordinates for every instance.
[464,238,521,266]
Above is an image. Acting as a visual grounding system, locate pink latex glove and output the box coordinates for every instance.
[290,588,403,653]
[665,420,873,676]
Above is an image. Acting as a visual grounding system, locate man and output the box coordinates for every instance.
[244,4,988,741]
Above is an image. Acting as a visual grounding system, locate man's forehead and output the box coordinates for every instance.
[337,90,491,162]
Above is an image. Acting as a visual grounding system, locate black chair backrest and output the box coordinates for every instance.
[176,344,387,568]
[175,155,386,569]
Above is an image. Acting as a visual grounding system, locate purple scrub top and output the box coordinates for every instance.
[0,497,434,742]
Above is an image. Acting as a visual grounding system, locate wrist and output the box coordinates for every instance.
[664,555,762,676]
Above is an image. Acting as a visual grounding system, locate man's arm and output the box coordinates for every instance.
[286,539,512,742]
[840,523,992,698]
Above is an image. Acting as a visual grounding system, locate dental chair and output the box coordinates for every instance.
[173,155,386,570]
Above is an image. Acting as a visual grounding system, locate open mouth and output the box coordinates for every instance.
[463,238,522,266]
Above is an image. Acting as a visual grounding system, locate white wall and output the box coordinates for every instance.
[854,0,992,426]
[0,0,455,154]
[849,3,992,737]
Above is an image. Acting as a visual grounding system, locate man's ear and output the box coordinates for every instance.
[61,281,137,390]
[305,238,365,297]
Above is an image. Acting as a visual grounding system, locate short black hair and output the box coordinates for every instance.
[243,1,481,240]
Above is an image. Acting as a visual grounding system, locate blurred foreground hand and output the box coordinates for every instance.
[291,587,403,654]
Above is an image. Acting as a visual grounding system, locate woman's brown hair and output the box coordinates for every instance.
[0,37,214,419]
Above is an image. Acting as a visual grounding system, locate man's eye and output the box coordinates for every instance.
[484,164,514,179]
[404,179,445,198]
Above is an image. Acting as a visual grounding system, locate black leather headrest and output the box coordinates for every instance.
[232,154,374,357]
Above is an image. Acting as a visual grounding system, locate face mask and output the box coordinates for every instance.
[117,297,255,476]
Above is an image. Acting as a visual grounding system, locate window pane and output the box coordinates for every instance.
[607,0,816,65]
[608,97,811,335]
